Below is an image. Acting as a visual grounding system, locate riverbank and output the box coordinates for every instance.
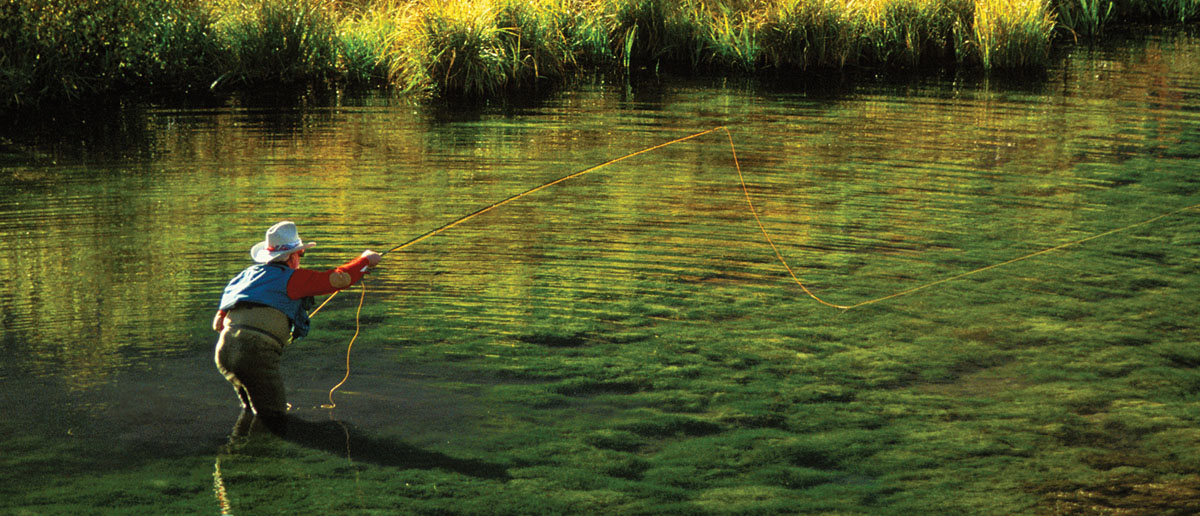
[0,0,1196,109]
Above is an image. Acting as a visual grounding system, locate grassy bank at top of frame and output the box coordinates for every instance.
[2,0,1198,111]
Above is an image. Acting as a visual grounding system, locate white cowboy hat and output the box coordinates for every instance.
[250,221,317,263]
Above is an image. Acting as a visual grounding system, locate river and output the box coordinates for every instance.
[2,26,1198,515]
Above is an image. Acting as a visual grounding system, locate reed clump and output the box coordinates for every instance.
[0,0,218,106]
[209,0,344,90]
[416,0,577,97]
[974,0,1056,68]
[1,0,1196,109]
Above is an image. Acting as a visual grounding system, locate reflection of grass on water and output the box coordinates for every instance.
[3,0,1199,108]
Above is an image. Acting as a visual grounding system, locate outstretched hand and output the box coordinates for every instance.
[361,250,382,267]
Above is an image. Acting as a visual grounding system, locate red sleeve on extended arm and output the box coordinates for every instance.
[286,256,373,299]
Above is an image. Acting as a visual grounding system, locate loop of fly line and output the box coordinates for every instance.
[311,126,1199,408]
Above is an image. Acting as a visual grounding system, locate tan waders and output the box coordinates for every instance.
[214,305,292,418]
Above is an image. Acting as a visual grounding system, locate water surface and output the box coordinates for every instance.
[3,27,1198,515]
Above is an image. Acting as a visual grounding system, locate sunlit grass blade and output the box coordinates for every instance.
[212,0,341,89]
[973,0,1056,69]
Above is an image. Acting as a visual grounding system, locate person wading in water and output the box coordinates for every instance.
[213,221,381,433]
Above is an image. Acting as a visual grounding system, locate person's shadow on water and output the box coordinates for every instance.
[226,410,511,481]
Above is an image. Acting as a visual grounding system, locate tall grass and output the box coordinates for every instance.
[974,0,1055,68]
[333,3,395,88]
[758,0,860,69]
[419,1,512,97]
[1056,0,1115,36]
[1133,0,1200,22]
[1,0,1196,110]
[500,0,576,84]
[0,0,218,106]
[344,0,430,93]
[560,0,615,67]
[416,0,576,97]
[609,0,697,71]
[210,0,341,90]
[860,0,967,67]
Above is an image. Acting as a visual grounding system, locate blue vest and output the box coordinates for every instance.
[218,263,314,340]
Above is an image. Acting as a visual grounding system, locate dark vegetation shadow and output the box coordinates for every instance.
[0,100,160,165]
[423,81,568,122]
[0,89,342,165]
[234,412,511,481]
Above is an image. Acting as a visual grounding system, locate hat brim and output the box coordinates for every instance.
[250,241,317,263]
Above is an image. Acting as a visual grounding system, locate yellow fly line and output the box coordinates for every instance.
[312,126,1199,408]
[722,127,1200,309]
[319,280,366,409]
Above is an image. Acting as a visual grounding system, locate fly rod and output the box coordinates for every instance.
[312,126,726,317]
[316,127,728,408]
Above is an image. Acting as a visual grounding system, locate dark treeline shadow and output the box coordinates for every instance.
[229,411,511,481]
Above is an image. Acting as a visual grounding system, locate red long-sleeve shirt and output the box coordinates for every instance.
[286,256,372,299]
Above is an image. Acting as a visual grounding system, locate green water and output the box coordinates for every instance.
[2,28,1199,515]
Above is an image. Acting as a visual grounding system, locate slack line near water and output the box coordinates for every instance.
[308,127,1200,408]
